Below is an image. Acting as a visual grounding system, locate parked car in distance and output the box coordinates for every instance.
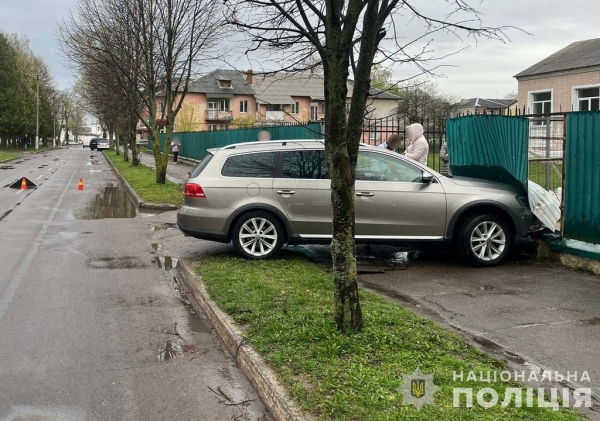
[90,138,109,151]
[177,140,537,267]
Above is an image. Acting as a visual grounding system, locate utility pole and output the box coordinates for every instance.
[53,111,56,148]
[35,73,39,150]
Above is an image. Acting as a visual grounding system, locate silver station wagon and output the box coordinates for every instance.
[177,140,535,266]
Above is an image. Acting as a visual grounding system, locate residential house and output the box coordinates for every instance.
[167,69,257,132]
[456,98,517,116]
[515,38,600,114]
[156,69,400,137]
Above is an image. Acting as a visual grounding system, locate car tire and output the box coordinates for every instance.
[232,211,284,260]
[457,214,512,267]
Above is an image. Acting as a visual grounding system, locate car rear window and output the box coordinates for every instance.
[190,154,214,178]
[282,150,329,179]
[221,152,277,178]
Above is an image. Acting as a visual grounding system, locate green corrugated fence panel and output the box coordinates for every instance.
[446,115,529,191]
[149,124,323,161]
[564,111,600,244]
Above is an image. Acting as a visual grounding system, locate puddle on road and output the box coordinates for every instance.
[583,317,600,326]
[159,340,183,361]
[151,243,162,251]
[74,184,137,220]
[153,222,177,231]
[156,256,178,270]
[0,166,15,170]
[88,256,147,269]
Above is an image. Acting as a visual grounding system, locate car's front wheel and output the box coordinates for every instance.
[232,211,284,259]
[457,214,512,267]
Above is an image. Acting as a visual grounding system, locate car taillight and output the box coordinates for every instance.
[183,183,205,198]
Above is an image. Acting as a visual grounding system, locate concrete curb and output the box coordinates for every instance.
[176,260,307,421]
[102,152,178,211]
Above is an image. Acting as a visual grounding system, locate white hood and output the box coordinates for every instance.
[406,123,424,143]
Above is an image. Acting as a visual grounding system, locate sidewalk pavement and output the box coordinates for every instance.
[139,151,193,185]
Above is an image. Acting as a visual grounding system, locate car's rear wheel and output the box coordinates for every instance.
[458,214,511,267]
[232,211,284,259]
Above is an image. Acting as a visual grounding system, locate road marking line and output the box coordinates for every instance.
[0,156,80,321]
[15,189,24,195]
[37,175,44,179]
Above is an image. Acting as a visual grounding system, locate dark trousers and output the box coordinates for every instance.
[173,151,178,163]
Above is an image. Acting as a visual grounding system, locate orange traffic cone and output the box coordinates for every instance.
[78,178,84,190]
[20,178,27,190]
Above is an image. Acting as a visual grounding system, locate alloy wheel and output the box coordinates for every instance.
[470,221,506,262]
[239,217,278,257]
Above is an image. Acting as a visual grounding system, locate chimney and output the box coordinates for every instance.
[246,69,253,85]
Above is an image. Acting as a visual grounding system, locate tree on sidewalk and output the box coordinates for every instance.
[60,0,222,182]
[226,0,513,331]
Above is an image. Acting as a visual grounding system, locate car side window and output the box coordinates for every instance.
[356,152,423,182]
[221,152,277,178]
[282,150,329,179]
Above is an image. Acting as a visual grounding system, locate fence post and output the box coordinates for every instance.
[545,115,551,190]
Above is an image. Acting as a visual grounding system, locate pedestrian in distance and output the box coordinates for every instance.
[440,141,450,176]
[404,123,429,166]
[258,130,271,141]
[379,134,401,151]
[23,140,28,151]
[171,138,180,164]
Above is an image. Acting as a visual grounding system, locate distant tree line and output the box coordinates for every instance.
[0,32,56,148]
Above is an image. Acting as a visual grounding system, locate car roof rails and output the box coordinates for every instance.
[222,140,373,150]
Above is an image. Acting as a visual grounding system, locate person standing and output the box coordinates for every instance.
[171,139,180,164]
[379,134,401,151]
[440,141,450,176]
[404,123,429,166]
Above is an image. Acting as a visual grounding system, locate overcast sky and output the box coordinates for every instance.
[0,0,597,100]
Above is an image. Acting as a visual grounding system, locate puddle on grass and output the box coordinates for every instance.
[74,184,137,220]
[88,256,147,269]
[156,256,178,270]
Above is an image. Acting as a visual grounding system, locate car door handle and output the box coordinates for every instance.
[276,190,296,195]
[356,192,375,197]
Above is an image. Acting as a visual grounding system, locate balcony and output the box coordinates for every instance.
[266,110,285,121]
[206,110,232,121]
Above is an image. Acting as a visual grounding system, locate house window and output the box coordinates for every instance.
[219,80,232,88]
[532,91,552,115]
[369,130,377,140]
[159,102,165,114]
[240,100,248,113]
[310,103,318,120]
[219,99,230,112]
[577,87,600,111]
[220,124,228,131]
[208,124,217,131]
[291,102,300,114]
[266,104,282,111]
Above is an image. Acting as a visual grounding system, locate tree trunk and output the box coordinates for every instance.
[150,128,166,184]
[114,130,120,155]
[324,57,363,332]
[121,132,129,162]
[130,119,139,166]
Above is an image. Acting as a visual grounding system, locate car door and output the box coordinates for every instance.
[354,151,447,239]
[272,149,332,237]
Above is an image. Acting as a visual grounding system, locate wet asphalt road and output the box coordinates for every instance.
[0,148,270,420]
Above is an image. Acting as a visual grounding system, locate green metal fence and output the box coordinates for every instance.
[149,123,323,161]
[446,115,529,190]
[564,111,600,244]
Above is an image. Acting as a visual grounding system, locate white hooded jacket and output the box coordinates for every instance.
[404,123,429,166]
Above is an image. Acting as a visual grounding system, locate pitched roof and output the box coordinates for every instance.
[188,69,254,96]
[515,38,600,78]
[460,98,516,109]
[252,72,401,104]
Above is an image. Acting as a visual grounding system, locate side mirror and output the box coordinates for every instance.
[422,171,434,184]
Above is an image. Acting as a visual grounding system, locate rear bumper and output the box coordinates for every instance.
[177,205,231,243]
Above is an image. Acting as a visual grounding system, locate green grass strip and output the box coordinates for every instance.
[196,252,584,420]
[104,150,182,206]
